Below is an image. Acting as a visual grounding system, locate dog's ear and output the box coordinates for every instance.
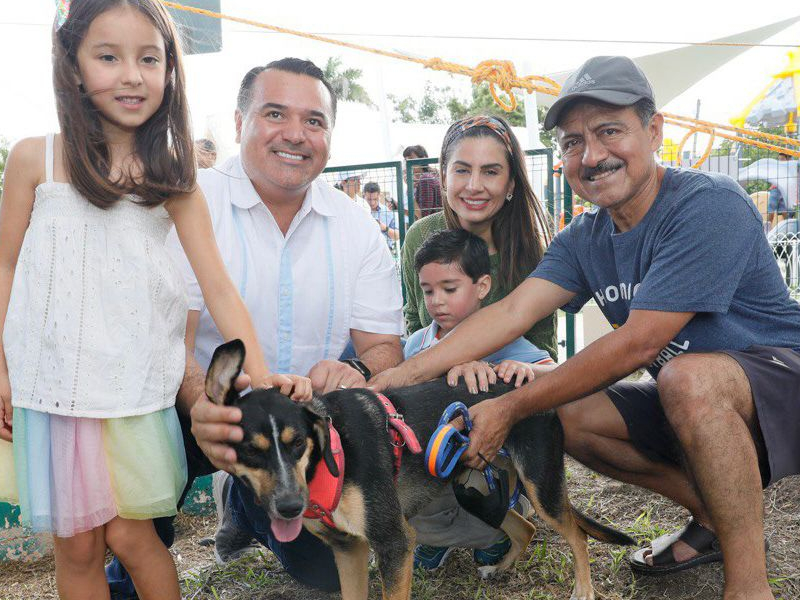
[205,340,246,406]
[304,404,339,478]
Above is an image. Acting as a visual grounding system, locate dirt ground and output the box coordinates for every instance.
[2,460,798,600]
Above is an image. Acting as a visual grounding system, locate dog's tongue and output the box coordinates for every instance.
[271,516,304,543]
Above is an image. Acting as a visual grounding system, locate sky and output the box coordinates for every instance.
[1,0,798,164]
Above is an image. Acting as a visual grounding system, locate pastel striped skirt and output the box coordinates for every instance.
[0,406,187,538]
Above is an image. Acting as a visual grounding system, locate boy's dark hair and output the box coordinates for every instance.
[414,229,490,283]
[363,181,381,194]
[237,57,337,123]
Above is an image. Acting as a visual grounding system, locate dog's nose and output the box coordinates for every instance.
[274,494,304,519]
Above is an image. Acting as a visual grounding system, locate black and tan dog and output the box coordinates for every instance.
[205,340,634,600]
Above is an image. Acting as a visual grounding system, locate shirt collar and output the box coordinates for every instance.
[224,155,337,217]
[422,321,441,348]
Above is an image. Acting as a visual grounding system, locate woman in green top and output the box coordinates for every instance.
[401,115,557,360]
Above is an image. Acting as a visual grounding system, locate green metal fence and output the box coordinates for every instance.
[321,161,405,263]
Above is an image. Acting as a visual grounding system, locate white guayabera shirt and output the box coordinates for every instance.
[167,156,404,375]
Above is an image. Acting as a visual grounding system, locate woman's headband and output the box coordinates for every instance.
[455,115,514,155]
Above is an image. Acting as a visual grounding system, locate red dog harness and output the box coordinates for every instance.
[303,394,421,529]
[303,423,345,529]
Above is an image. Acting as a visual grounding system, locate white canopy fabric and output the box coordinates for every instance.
[536,16,800,109]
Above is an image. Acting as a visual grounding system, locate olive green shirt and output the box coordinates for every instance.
[401,212,558,361]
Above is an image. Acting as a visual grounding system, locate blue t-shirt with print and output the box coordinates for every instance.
[532,167,800,376]
[404,321,552,364]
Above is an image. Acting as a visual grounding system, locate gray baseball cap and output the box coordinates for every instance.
[543,56,654,130]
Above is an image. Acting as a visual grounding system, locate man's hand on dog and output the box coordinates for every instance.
[462,396,516,470]
[308,359,366,394]
[192,371,314,471]
[0,370,12,442]
[191,373,250,472]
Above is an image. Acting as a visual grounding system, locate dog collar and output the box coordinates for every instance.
[303,421,345,529]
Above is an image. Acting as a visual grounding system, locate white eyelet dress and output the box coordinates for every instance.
[0,134,189,536]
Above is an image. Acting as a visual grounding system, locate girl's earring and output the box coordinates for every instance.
[505,193,513,202]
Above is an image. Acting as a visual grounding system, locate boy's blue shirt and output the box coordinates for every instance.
[404,320,553,364]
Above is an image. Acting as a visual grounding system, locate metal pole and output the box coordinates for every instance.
[522,60,545,151]
[692,99,701,160]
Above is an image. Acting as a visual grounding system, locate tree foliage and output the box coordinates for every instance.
[388,82,556,149]
[323,57,375,108]
[387,82,454,124]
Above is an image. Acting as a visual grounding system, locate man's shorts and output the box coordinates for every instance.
[606,345,800,487]
[767,188,790,215]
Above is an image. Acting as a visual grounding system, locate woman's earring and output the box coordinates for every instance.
[505,193,513,202]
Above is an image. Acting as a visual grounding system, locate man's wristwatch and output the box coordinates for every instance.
[340,358,372,381]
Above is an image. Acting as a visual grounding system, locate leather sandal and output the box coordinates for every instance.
[629,518,722,576]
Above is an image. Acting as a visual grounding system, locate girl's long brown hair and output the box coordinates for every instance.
[440,115,552,291]
[53,0,195,208]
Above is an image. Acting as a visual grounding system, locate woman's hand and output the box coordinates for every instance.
[0,370,11,442]
[368,365,419,392]
[493,360,536,388]
[446,361,497,394]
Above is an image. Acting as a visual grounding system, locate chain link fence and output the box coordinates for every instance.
[321,162,404,263]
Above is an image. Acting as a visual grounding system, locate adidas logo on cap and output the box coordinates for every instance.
[570,73,596,92]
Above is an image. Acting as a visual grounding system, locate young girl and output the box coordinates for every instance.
[0,1,309,598]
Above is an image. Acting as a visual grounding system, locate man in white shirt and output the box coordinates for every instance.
[176,58,403,592]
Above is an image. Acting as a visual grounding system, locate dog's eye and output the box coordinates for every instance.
[292,437,306,451]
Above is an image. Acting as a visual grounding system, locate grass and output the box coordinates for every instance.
[4,461,799,599]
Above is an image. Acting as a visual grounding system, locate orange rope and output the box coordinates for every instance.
[160,1,800,164]
[664,118,800,159]
[160,1,561,106]
[664,113,800,148]
[675,127,716,168]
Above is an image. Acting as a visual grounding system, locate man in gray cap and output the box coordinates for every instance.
[371,55,800,600]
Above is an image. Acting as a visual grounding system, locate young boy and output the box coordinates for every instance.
[405,229,554,571]
[405,229,553,377]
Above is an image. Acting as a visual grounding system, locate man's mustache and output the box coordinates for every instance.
[581,160,624,181]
